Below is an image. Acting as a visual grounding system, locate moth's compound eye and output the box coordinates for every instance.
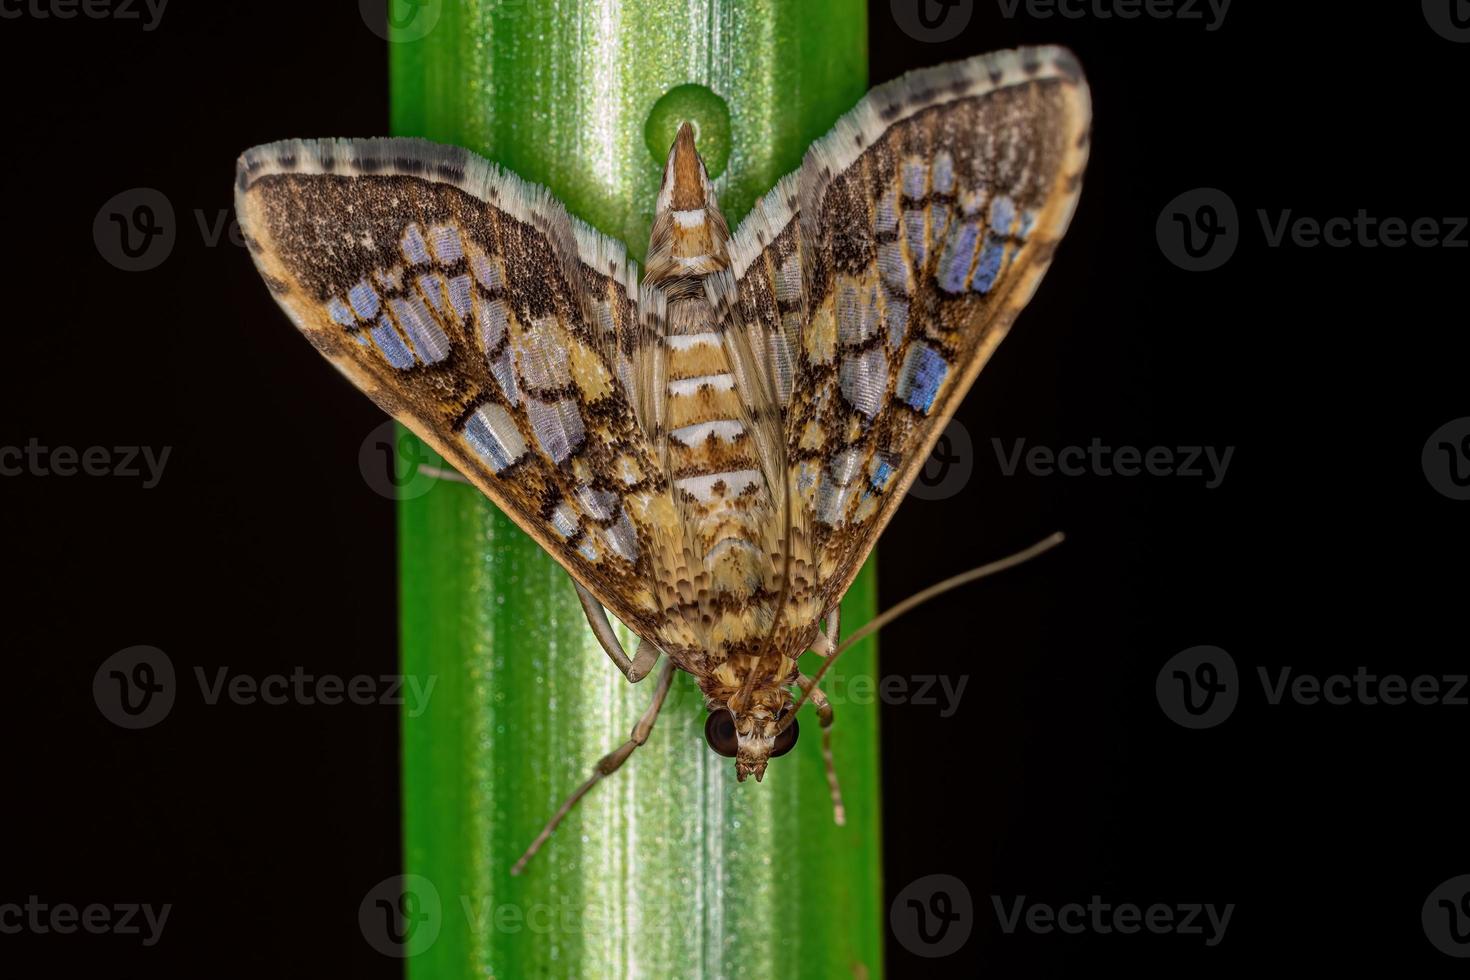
[704,710,738,757]
[771,715,799,758]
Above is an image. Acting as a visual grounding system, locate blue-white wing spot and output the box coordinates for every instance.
[349,279,380,320]
[816,448,864,525]
[326,297,355,327]
[604,509,639,562]
[869,458,895,491]
[839,346,889,420]
[400,223,431,266]
[429,224,464,264]
[389,296,451,364]
[526,397,585,465]
[937,222,980,294]
[463,403,528,473]
[549,502,579,538]
[896,342,949,414]
[370,315,415,370]
[971,195,1018,294]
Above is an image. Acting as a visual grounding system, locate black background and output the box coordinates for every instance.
[3,2,1466,976]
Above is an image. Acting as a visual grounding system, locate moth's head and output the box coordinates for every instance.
[704,703,800,782]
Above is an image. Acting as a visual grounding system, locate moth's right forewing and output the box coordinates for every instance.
[724,46,1091,617]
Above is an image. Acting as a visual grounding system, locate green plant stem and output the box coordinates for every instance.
[392,2,879,976]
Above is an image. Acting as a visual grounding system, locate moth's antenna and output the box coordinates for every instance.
[780,531,1065,729]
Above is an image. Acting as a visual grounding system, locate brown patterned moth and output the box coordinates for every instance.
[235,45,1091,874]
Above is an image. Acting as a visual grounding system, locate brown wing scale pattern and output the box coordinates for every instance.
[715,46,1091,647]
[235,139,699,659]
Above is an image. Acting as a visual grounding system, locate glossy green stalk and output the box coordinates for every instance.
[392,3,879,976]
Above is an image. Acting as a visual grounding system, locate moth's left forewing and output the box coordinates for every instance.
[721,47,1091,619]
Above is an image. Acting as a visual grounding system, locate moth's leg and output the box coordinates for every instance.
[796,673,847,827]
[416,462,470,484]
[572,579,659,682]
[510,657,677,875]
[808,603,843,659]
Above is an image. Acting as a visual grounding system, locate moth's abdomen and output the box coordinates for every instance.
[664,302,771,598]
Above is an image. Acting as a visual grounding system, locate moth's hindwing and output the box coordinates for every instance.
[713,45,1091,628]
[235,138,698,655]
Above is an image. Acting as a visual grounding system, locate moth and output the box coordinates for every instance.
[236,45,1090,873]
